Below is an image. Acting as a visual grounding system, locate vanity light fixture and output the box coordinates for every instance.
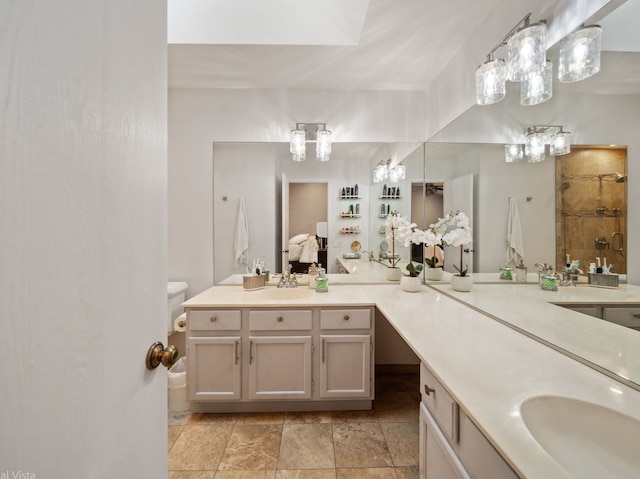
[289,123,332,162]
[373,159,405,183]
[558,25,602,83]
[510,125,571,163]
[475,14,547,106]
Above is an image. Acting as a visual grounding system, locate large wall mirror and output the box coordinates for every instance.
[425,1,640,388]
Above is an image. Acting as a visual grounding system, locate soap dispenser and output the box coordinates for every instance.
[315,265,328,293]
[515,260,527,282]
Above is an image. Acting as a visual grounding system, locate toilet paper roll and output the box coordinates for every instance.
[174,313,187,333]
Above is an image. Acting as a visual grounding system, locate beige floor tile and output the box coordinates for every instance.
[170,413,193,426]
[380,423,419,466]
[170,472,215,479]
[394,465,419,479]
[236,412,285,425]
[278,424,335,470]
[333,423,394,468]
[189,413,241,425]
[169,425,185,451]
[330,409,378,423]
[218,424,282,470]
[374,393,419,423]
[284,411,332,424]
[336,468,398,479]
[215,471,272,479]
[169,424,234,471]
[275,470,337,479]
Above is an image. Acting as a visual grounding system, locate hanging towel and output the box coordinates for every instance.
[506,197,525,267]
[234,197,249,268]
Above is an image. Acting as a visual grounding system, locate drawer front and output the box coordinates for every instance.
[456,410,519,479]
[189,309,241,331]
[603,307,640,330]
[249,310,312,331]
[320,308,371,330]
[421,362,457,441]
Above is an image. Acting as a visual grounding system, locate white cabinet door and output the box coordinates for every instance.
[319,335,372,398]
[420,403,471,479]
[188,336,241,400]
[248,336,312,400]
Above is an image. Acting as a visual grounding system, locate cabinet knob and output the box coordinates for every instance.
[424,384,435,396]
[277,316,283,322]
[344,315,350,321]
[210,316,217,322]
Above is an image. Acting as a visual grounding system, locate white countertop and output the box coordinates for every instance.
[183,282,640,478]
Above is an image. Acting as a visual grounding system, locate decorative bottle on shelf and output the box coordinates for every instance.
[341,187,346,198]
[383,184,387,197]
[354,184,358,197]
[396,186,400,198]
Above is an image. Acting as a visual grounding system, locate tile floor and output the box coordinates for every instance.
[168,371,420,479]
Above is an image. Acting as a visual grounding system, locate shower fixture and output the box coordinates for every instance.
[598,172,627,183]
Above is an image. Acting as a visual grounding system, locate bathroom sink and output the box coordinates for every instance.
[252,288,313,300]
[520,395,640,477]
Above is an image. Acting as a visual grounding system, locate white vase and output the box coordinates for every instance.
[385,267,402,281]
[425,267,444,281]
[400,275,422,292]
[451,274,473,292]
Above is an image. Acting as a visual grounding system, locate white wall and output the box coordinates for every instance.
[1,1,168,477]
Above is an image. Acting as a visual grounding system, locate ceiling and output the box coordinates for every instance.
[168,1,640,92]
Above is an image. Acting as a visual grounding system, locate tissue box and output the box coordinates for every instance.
[243,275,266,291]
[588,273,619,289]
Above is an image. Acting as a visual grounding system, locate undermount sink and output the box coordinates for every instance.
[252,288,313,300]
[520,395,640,477]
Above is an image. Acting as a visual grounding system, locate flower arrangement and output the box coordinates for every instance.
[383,212,406,268]
[392,211,473,276]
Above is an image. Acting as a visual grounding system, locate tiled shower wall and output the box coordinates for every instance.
[556,147,628,274]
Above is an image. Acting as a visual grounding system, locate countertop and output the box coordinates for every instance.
[183,282,640,478]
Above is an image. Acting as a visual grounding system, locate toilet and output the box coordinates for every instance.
[167,281,188,334]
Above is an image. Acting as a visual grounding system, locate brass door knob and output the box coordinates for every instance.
[146,342,178,370]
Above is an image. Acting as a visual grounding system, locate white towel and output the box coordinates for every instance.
[299,235,319,264]
[234,197,249,268]
[506,197,525,267]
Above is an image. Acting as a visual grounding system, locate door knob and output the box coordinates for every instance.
[146,342,178,370]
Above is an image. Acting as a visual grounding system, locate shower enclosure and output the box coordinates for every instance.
[555,146,627,275]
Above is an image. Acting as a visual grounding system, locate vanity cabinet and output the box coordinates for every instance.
[419,363,518,479]
[185,305,374,412]
[603,306,640,331]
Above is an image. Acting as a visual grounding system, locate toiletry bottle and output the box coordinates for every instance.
[355,203,360,215]
[396,186,400,198]
[516,260,527,282]
[341,187,345,198]
[383,184,387,197]
[354,184,358,196]
[315,265,328,292]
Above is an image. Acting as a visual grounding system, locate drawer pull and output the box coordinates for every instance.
[634,313,640,319]
[343,315,350,321]
[210,316,217,322]
[322,339,325,363]
[277,316,283,322]
[424,384,435,396]
[234,340,239,365]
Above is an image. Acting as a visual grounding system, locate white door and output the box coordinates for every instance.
[281,172,290,272]
[248,336,313,399]
[188,337,242,400]
[0,2,169,476]
[443,174,474,274]
[319,335,372,398]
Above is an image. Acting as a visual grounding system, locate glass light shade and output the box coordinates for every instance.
[521,60,552,106]
[475,58,507,105]
[558,25,602,83]
[525,131,546,163]
[315,129,332,161]
[550,131,571,156]
[290,128,306,161]
[508,23,547,82]
[505,144,524,163]
[388,164,406,183]
[373,165,387,183]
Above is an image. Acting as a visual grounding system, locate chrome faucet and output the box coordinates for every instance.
[361,250,374,261]
[277,264,298,288]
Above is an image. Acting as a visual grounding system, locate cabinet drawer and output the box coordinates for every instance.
[421,362,458,441]
[456,410,519,479]
[603,307,640,330]
[189,309,241,331]
[320,308,371,329]
[249,310,312,331]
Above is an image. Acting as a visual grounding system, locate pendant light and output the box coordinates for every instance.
[520,60,552,105]
[550,128,571,156]
[525,128,546,163]
[475,55,507,105]
[315,126,332,162]
[558,25,602,83]
[289,127,306,162]
[507,21,547,82]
